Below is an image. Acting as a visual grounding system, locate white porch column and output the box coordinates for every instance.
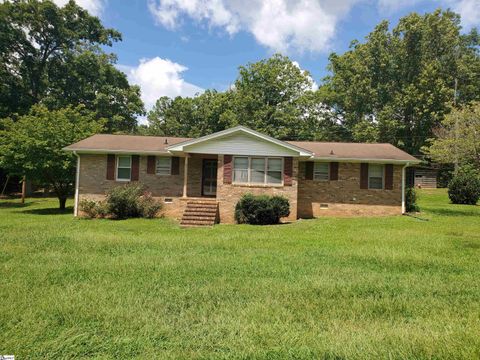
[182,154,189,198]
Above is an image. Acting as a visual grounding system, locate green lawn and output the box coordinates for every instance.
[0,189,479,359]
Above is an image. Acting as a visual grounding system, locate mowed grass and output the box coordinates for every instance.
[0,189,479,359]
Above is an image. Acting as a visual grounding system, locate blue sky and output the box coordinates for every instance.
[61,0,479,114]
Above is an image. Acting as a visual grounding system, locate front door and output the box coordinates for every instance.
[202,159,217,197]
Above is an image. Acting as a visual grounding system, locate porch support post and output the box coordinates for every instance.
[183,154,189,198]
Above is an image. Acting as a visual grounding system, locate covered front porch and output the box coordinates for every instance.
[180,153,219,199]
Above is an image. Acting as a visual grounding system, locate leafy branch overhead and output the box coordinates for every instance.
[0,0,144,132]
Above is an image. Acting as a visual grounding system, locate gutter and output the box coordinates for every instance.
[401,162,410,214]
[73,151,80,217]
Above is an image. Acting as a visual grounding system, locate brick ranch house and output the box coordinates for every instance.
[64,126,420,225]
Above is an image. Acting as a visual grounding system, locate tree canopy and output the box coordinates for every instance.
[0,0,144,132]
[322,9,480,154]
[424,102,480,168]
[145,54,344,140]
[0,105,103,208]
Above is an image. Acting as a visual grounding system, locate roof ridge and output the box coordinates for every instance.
[92,134,191,139]
[288,140,393,145]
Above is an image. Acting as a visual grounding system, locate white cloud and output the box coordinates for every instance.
[450,0,480,28]
[52,0,106,16]
[148,0,480,53]
[148,0,360,53]
[119,57,204,112]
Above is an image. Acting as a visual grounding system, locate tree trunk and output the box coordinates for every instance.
[59,196,67,210]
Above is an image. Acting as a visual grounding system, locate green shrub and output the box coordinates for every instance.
[138,192,163,218]
[448,166,480,205]
[105,183,163,219]
[79,199,98,218]
[405,187,420,212]
[79,198,108,218]
[235,194,290,225]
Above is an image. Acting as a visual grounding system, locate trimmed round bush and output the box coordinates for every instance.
[235,194,290,225]
[448,166,480,205]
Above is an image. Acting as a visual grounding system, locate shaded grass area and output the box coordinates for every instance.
[0,189,479,359]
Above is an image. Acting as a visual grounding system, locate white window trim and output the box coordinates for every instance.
[232,156,284,186]
[116,155,132,182]
[313,162,330,181]
[368,164,385,190]
[155,156,172,176]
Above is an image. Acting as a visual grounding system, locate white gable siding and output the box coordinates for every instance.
[183,133,299,156]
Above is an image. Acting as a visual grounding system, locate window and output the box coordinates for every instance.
[156,157,171,175]
[267,158,282,184]
[233,157,249,183]
[233,156,283,185]
[116,155,131,181]
[368,164,384,189]
[251,158,265,183]
[314,162,329,181]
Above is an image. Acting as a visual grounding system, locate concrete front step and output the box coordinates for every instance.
[186,201,217,205]
[180,200,219,227]
[184,206,217,212]
[180,220,216,226]
[182,214,216,222]
[184,209,217,215]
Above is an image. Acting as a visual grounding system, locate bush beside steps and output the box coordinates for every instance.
[79,183,163,219]
[235,194,290,225]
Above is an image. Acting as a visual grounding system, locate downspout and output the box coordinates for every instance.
[73,151,80,217]
[401,162,410,214]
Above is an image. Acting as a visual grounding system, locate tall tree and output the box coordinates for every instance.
[323,9,480,154]
[0,0,144,132]
[231,54,319,140]
[0,105,103,209]
[424,102,480,168]
[146,90,233,137]
[146,54,340,140]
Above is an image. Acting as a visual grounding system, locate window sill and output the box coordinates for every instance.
[231,183,284,188]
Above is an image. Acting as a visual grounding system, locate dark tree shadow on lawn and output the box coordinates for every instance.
[0,201,34,208]
[22,206,73,215]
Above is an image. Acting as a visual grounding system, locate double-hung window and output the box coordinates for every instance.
[250,158,266,183]
[233,157,249,183]
[267,158,282,184]
[156,157,171,175]
[368,164,384,189]
[233,156,283,185]
[314,162,329,181]
[116,155,131,181]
